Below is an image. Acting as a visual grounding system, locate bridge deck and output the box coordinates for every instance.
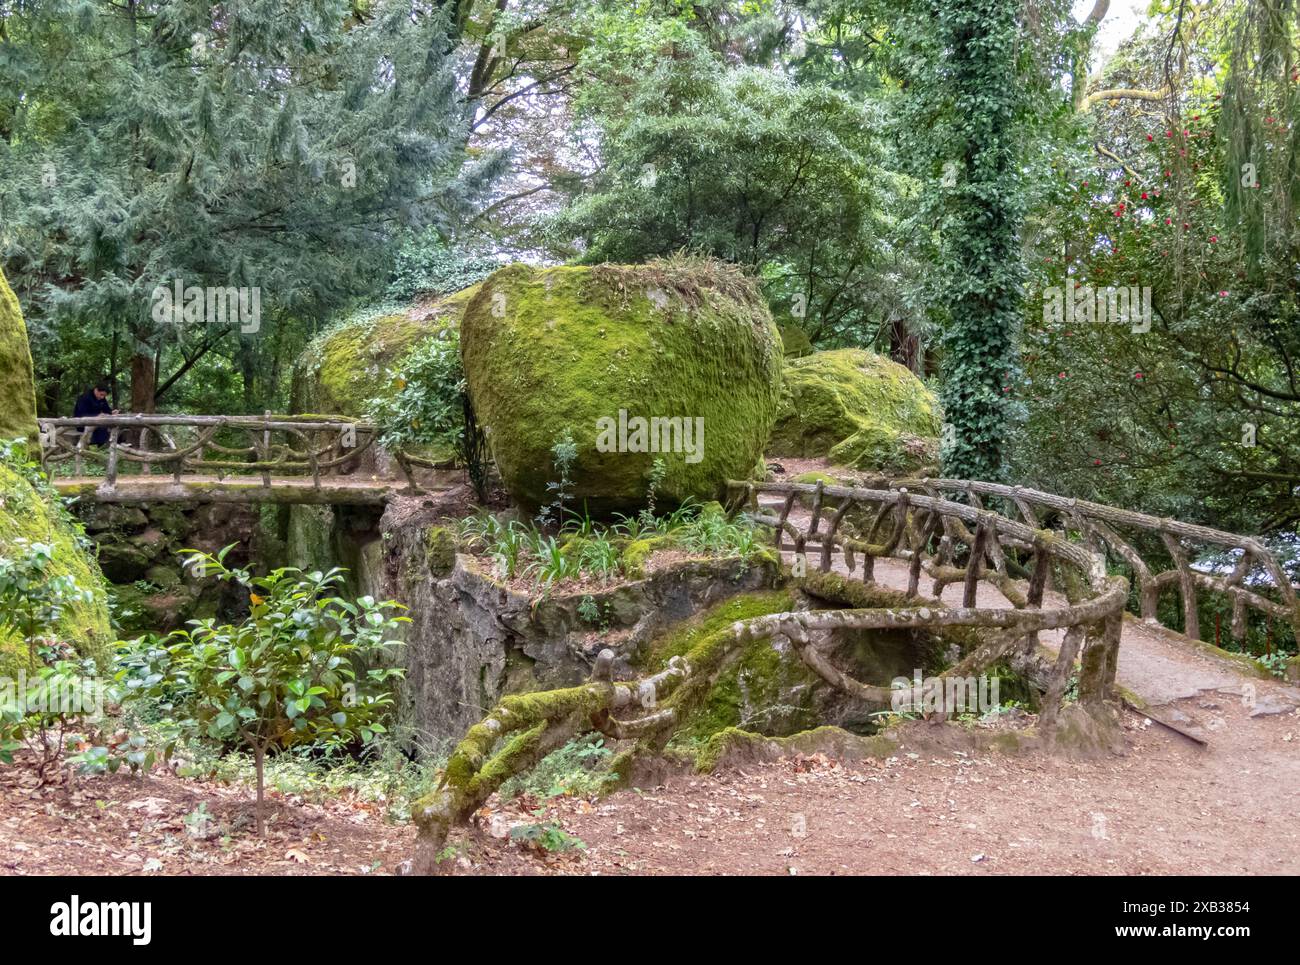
[52,474,435,505]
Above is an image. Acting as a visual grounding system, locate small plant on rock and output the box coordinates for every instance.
[536,430,577,529]
[0,539,95,664]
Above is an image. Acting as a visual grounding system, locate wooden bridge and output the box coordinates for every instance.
[37,414,448,505]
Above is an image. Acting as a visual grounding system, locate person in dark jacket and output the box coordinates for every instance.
[73,381,118,445]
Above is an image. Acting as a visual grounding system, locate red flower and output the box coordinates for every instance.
[1209,235,1217,243]
[1146,134,1154,142]
[1140,192,1148,199]
[1058,372,1067,379]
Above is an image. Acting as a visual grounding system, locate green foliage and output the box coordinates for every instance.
[524,536,582,587]
[552,41,891,348]
[509,815,587,854]
[1010,7,1300,535]
[366,330,466,453]
[536,430,578,529]
[0,657,113,781]
[116,546,408,833]
[499,735,616,800]
[0,0,501,413]
[173,727,448,824]
[385,231,499,302]
[576,534,621,583]
[456,498,765,591]
[895,0,1029,481]
[0,538,95,664]
[1256,651,1294,680]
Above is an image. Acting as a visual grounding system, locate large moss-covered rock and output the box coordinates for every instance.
[0,268,39,444]
[768,348,941,474]
[461,262,783,514]
[0,268,110,672]
[291,285,480,417]
[0,464,113,675]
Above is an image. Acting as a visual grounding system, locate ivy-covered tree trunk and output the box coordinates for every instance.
[934,0,1025,482]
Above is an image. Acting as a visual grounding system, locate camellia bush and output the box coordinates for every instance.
[118,547,408,834]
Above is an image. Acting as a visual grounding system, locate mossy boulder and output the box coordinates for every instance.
[778,325,814,359]
[0,268,39,445]
[0,464,113,676]
[769,348,941,474]
[460,261,783,515]
[290,285,480,417]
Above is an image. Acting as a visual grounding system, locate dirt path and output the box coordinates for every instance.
[524,697,1300,875]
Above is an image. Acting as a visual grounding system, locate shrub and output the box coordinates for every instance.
[117,547,408,834]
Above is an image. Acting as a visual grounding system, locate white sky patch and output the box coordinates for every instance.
[1074,0,1149,69]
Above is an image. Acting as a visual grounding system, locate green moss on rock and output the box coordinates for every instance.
[460,262,784,515]
[291,285,481,417]
[424,525,457,577]
[769,348,941,474]
[0,464,112,675]
[778,325,814,359]
[0,268,39,445]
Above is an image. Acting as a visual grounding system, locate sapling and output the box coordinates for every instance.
[118,546,407,834]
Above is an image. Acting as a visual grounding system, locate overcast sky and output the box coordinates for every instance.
[1075,0,1149,67]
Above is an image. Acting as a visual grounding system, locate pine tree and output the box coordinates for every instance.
[0,0,503,412]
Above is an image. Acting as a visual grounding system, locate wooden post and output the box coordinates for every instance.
[1039,624,1085,733]
[775,492,795,548]
[808,480,825,537]
[104,427,121,492]
[1160,530,1200,641]
[74,427,90,476]
[261,412,272,488]
[962,521,988,609]
[820,498,851,573]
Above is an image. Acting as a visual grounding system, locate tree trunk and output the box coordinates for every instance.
[888,318,920,373]
[130,351,156,414]
[254,743,265,835]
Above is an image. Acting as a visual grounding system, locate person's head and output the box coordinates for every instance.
[93,381,110,400]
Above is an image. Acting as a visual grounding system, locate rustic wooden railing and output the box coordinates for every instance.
[412,478,1129,870]
[36,414,447,504]
[843,476,1300,649]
